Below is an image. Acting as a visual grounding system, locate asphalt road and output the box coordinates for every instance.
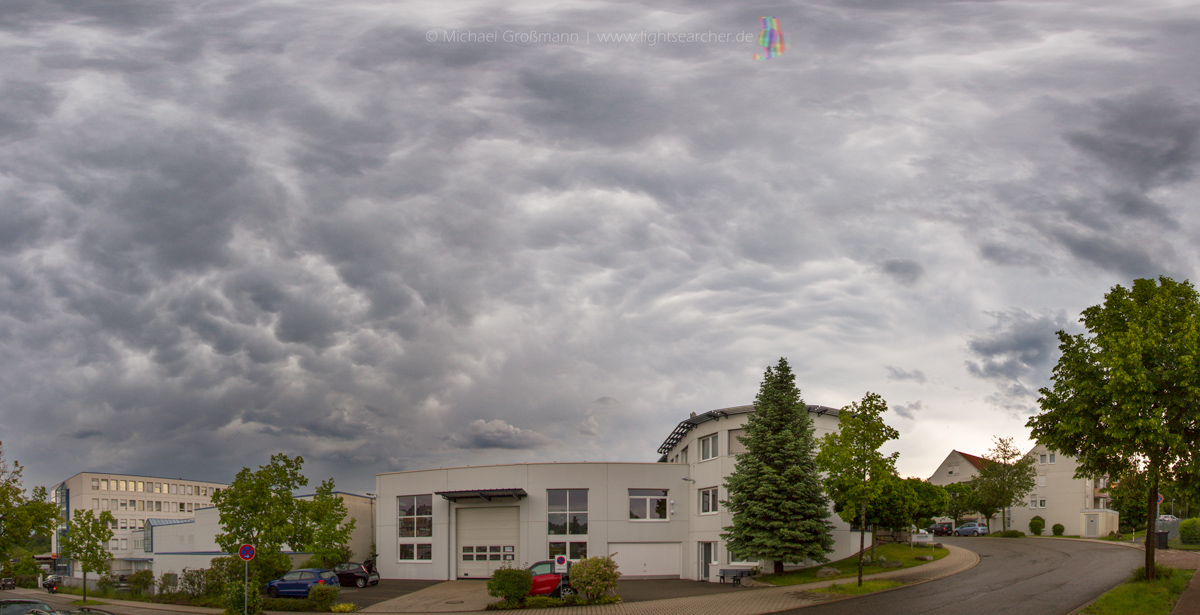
[777,537,1144,615]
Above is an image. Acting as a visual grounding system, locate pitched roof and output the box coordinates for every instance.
[955,451,987,471]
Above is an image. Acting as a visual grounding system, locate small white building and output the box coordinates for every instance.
[375,404,868,582]
[1007,444,1119,538]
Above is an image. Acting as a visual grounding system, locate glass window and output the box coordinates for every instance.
[700,434,719,461]
[92,499,99,510]
[1049,453,1056,463]
[137,481,143,492]
[548,489,588,536]
[101,479,109,490]
[569,542,587,559]
[529,562,553,576]
[398,494,434,561]
[92,478,99,490]
[1040,454,1047,464]
[700,487,718,514]
[1039,499,1046,508]
[629,489,669,521]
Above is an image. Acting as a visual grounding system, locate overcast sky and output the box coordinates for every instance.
[1,0,1197,495]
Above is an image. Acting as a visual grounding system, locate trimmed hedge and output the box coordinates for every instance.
[1051,523,1065,536]
[1180,518,1200,545]
[1029,516,1045,536]
[487,567,532,604]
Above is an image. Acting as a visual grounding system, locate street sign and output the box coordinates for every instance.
[1158,494,1165,504]
[50,553,57,560]
[554,555,568,573]
[239,544,256,561]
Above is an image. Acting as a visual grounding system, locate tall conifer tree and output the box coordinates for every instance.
[721,358,833,574]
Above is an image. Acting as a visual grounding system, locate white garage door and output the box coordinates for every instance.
[609,543,681,578]
[456,507,520,579]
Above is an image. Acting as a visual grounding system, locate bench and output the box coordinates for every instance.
[718,569,753,586]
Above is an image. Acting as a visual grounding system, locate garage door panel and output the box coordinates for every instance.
[457,507,520,579]
[609,542,680,578]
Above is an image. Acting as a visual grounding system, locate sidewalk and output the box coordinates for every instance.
[363,544,979,615]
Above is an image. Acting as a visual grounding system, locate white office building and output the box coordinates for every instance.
[50,472,228,577]
[376,404,868,582]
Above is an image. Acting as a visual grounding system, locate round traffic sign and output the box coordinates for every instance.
[239,544,256,561]
[1158,494,1165,504]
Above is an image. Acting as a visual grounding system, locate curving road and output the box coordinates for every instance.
[776,537,1143,615]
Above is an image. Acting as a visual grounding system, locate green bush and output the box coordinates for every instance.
[128,570,155,594]
[1029,516,1045,536]
[996,530,1025,538]
[568,555,621,603]
[1129,564,1176,582]
[14,575,38,589]
[308,584,341,611]
[522,596,565,609]
[330,603,358,613]
[487,567,532,604]
[179,568,207,597]
[1052,523,1065,536]
[261,597,317,611]
[302,545,354,570]
[222,579,263,615]
[97,573,115,593]
[1180,518,1200,545]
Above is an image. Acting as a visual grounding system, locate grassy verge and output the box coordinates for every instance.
[1081,568,1193,615]
[68,600,108,606]
[759,543,948,586]
[812,580,903,596]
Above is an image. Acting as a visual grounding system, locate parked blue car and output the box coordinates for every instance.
[953,522,989,536]
[265,569,339,598]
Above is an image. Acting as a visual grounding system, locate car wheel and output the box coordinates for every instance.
[356,578,367,588]
[953,531,960,536]
[973,531,979,536]
[267,587,279,598]
[371,581,379,586]
[559,585,576,597]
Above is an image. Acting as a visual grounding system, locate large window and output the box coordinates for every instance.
[398,494,434,561]
[700,487,718,514]
[700,434,719,461]
[629,489,669,521]
[548,489,587,560]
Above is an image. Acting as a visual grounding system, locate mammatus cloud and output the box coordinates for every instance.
[452,420,550,450]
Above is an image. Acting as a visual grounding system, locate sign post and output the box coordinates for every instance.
[238,544,256,615]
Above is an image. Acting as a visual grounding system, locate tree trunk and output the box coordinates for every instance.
[1002,507,1008,532]
[1146,468,1159,581]
[83,570,87,603]
[774,560,783,575]
[858,502,866,587]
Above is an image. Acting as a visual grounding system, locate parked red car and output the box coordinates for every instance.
[526,561,576,598]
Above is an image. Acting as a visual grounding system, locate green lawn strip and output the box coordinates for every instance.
[1081,569,1193,615]
[759,543,948,586]
[69,600,109,606]
[812,580,904,596]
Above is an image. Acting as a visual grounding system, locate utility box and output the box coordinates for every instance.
[1156,530,1170,550]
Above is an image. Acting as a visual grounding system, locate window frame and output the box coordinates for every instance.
[629,489,670,522]
[397,494,434,562]
[699,487,719,515]
[699,434,719,461]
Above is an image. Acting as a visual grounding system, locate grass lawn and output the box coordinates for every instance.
[759,543,948,586]
[68,600,108,606]
[1081,569,1193,615]
[812,580,903,596]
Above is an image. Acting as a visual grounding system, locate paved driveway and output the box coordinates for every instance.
[773,536,1144,615]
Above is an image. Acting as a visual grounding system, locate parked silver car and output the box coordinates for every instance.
[954,522,989,536]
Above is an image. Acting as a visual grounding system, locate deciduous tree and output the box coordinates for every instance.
[59,509,114,603]
[972,437,1036,531]
[943,482,976,526]
[1028,276,1200,580]
[815,391,899,586]
[722,358,834,574]
[905,478,950,528]
[0,442,61,562]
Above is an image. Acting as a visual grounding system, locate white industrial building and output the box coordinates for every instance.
[376,404,868,582]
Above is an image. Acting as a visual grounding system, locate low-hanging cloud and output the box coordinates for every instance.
[452,420,550,450]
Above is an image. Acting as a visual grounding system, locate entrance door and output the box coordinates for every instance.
[1086,514,1098,537]
[699,543,716,581]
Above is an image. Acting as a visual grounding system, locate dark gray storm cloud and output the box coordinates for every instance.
[2,0,1200,489]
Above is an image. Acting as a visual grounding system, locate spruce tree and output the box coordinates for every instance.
[721,358,834,574]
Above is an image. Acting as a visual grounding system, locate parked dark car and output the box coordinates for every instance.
[331,562,379,588]
[0,600,54,615]
[265,569,339,598]
[0,579,14,591]
[925,522,954,536]
[526,561,575,598]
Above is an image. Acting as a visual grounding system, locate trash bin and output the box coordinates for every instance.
[1156,530,1170,550]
